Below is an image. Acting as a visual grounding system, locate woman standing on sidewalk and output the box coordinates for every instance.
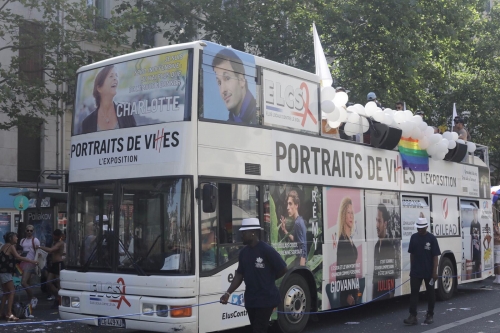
[19,224,40,309]
[0,232,38,321]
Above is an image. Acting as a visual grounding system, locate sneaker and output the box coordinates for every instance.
[404,314,418,325]
[30,297,38,309]
[47,296,55,301]
[424,314,433,324]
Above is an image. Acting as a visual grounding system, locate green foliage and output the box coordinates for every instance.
[0,0,145,129]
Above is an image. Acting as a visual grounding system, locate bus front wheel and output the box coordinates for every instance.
[437,257,455,301]
[277,274,310,333]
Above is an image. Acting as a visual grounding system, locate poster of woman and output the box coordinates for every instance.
[322,187,365,310]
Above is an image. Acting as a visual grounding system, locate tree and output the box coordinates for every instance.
[0,0,145,130]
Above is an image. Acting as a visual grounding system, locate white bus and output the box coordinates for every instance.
[60,40,494,333]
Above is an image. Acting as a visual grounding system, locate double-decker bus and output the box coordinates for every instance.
[60,41,493,333]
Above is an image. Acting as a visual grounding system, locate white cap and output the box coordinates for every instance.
[239,218,262,231]
[415,217,429,229]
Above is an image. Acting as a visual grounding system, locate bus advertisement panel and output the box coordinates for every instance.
[73,50,190,135]
[365,190,401,300]
[201,43,258,125]
[461,201,481,281]
[323,187,365,310]
[264,184,323,310]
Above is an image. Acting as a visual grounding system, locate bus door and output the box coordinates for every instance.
[400,194,430,295]
[198,181,260,331]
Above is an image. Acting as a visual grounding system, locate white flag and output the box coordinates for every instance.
[452,103,457,128]
[313,23,333,88]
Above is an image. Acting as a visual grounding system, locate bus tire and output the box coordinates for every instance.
[277,274,310,333]
[437,257,455,301]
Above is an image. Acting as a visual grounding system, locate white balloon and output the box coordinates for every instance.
[442,131,453,140]
[418,136,430,149]
[326,107,339,121]
[321,86,336,101]
[403,110,414,121]
[365,101,377,116]
[419,121,428,131]
[373,110,385,123]
[337,106,348,123]
[438,151,447,160]
[394,111,406,124]
[412,115,423,124]
[457,139,465,144]
[354,104,366,115]
[385,108,395,117]
[333,91,349,107]
[344,122,358,136]
[410,126,422,140]
[424,126,434,137]
[427,144,438,156]
[321,100,335,114]
[346,105,358,113]
[430,133,442,145]
[467,141,476,153]
[448,140,456,149]
[438,139,448,152]
[400,122,413,138]
[361,117,370,133]
[451,132,459,141]
[347,112,360,124]
[383,113,393,125]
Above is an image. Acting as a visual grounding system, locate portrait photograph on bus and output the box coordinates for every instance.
[73,50,191,135]
[201,42,258,125]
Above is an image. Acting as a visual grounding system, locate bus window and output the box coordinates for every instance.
[200,182,259,273]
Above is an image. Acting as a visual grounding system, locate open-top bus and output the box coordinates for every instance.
[60,40,493,333]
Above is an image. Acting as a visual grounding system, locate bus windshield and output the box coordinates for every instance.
[67,177,193,275]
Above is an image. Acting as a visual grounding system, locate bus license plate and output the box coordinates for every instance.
[98,318,126,328]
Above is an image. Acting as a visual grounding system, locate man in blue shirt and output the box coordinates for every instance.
[212,49,257,124]
[220,218,287,333]
[280,190,307,266]
[404,218,441,325]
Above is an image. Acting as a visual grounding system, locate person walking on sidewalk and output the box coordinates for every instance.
[0,232,38,321]
[404,218,441,325]
[220,218,287,333]
[19,224,40,309]
[37,229,65,309]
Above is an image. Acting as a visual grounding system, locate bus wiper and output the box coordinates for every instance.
[136,234,161,265]
[117,237,146,276]
[79,233,111,272]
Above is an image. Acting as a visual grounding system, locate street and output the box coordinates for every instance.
[1,277,500,333]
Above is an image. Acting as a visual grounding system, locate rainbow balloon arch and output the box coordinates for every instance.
[320,86,477,161]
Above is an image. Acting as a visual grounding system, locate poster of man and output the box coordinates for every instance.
[264,184,323,310]
[461,201,481,280]
[202,43,258,124]
[322,187,365,310]
[366,190,401,300]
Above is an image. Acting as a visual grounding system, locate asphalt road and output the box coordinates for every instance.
[2,277,500,333]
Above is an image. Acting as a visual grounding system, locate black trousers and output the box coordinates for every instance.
[245,307,274,333]
[409,277,435,316]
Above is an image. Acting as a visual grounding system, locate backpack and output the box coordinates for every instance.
[12,302,32,319]
[0,245,15,273]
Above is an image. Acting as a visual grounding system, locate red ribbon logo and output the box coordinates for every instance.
[110,278,131,310]
[292,82,317,127]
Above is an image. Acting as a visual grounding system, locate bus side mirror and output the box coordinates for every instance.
[202,184,217,213]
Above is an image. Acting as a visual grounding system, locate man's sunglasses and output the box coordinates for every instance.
[26,230,34,233]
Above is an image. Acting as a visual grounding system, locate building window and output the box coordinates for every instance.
[17,117,42,182]
[19,21,44,84]
[87,0,109,30]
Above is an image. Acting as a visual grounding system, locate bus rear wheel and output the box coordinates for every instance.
[277,274,310,333]
[437,257,455,301]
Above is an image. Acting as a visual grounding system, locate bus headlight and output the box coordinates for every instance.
[62,296,70,307]
[71,297,80,308]
[156,305,168,317]
[142,303,154,316]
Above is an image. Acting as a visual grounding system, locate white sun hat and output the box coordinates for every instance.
[415,217,429,229]
[239,218,263,231]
